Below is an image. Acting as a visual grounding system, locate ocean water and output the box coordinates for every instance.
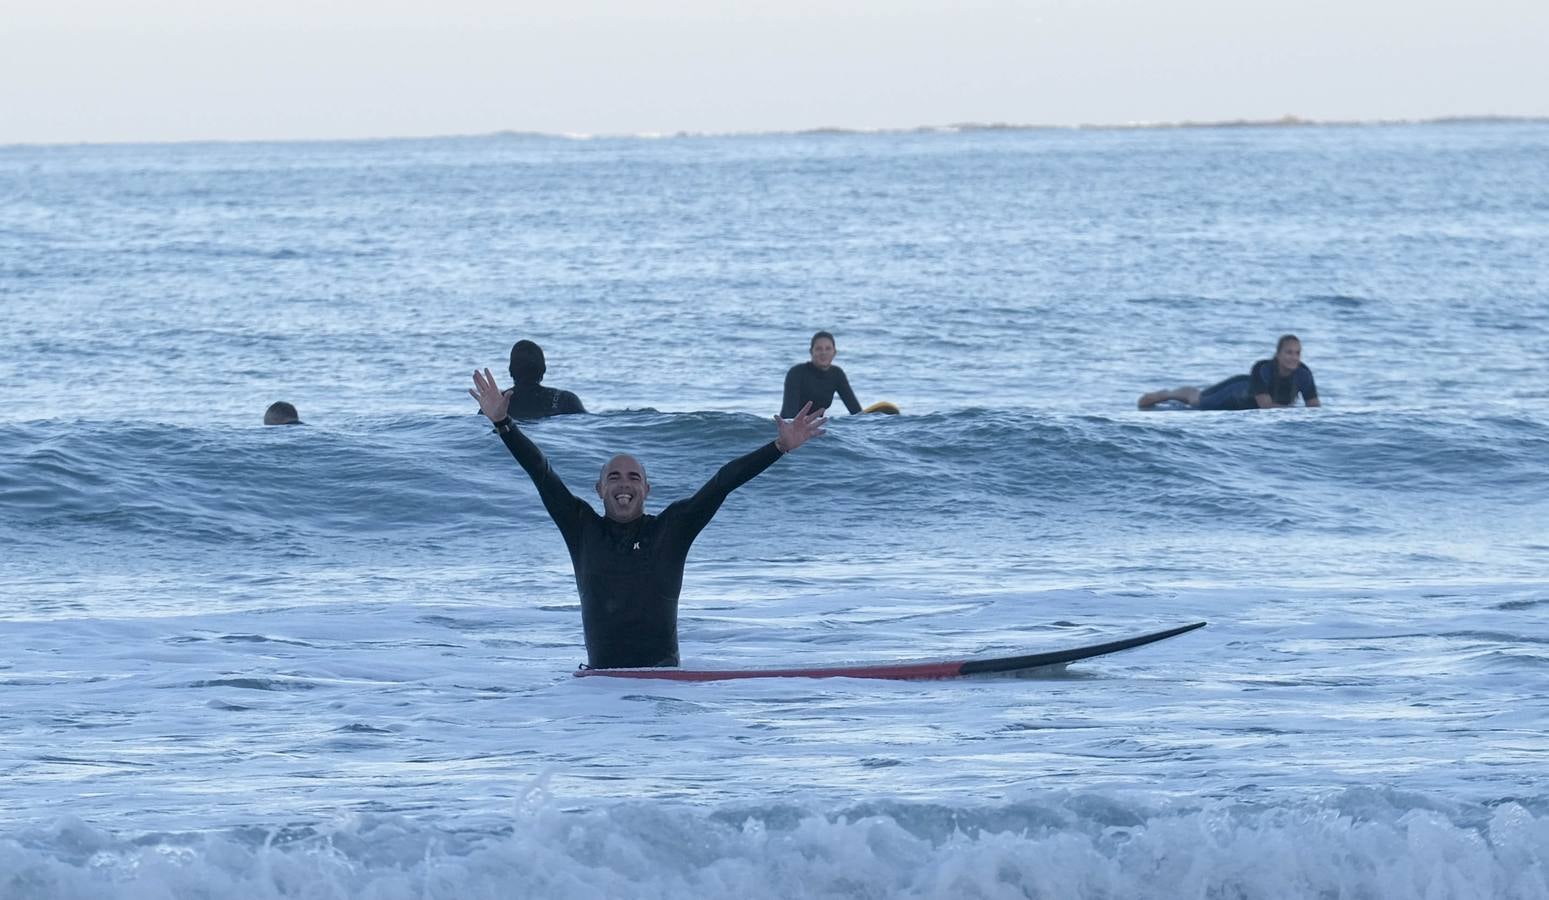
[2,122,1548,899]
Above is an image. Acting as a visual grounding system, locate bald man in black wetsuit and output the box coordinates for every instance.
[469,368,828,668]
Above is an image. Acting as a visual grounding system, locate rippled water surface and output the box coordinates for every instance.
[2,123,1548,898]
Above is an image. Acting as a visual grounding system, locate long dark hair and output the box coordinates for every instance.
[1276,334,1301,353]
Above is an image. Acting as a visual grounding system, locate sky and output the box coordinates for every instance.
[2,0,1546,144]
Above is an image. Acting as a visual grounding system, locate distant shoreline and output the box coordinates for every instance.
[6,114,1547,149]
[939,114,1549,132]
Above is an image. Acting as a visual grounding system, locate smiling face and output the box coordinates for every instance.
[596,454,650,522]
[809,336,836,370]
[1275,338,1302,374]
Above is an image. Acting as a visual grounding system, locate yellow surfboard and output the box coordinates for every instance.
[862,401,901,415]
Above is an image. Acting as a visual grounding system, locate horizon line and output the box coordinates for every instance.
[5,113,1547,150]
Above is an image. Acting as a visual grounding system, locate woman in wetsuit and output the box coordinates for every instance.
[781,331,864,418]
[1137,334,1321,410]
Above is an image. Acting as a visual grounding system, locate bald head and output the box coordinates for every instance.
[600,454,645,482]
[596,454,650,522]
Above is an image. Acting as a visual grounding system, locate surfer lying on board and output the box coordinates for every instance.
[781,330,864,418]
[469,367,828,669]
[1136,334,1321,410]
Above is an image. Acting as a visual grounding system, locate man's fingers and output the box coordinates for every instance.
[472,367,501,398]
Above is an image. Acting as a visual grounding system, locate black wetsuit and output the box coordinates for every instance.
[781,363,861,418]
[502,383,586,418]
[1199,360,1318,410]
[495,419,782,668]
[1248,359,1317,406]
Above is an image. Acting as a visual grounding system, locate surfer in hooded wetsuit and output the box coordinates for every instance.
[469,367,828,669]
[502,340,586,418]
[781,331,864,418]
[1137,334,1321,410]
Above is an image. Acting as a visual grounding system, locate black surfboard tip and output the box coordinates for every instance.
[956,620,1207,677]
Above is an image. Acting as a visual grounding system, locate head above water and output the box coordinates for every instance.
[263,401,300,426]
[596,453,650,522]
[809,330,837,370]
[1275,334,1302,373]
[509,340,547,385]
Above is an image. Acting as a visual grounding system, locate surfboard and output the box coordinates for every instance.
[862,401,901,415]
[573,621,1205,682]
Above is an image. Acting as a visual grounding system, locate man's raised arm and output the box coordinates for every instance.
[469,367,589,536]
[673,402,828,535]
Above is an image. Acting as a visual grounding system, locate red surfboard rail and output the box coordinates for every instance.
[572,621,1206,682]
